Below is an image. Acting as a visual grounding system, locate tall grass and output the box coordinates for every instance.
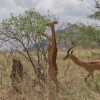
[0,47,100,100]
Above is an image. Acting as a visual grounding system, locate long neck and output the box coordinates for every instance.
[50,25,56,45]
[70,55,83,67]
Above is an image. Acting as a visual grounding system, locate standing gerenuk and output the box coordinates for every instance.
[40,21,59,92]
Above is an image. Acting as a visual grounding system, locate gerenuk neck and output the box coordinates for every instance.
[70,55,84,67]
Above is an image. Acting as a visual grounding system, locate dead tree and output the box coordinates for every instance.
[10,57,23,93]
[40,21,60,92]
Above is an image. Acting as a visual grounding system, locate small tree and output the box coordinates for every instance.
[0,9,49,84]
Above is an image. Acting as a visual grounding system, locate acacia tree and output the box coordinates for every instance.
[0,9,49,84]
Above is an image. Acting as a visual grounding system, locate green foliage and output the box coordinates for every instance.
[89,0,100,19]
[57,32,67,41]
[2,9,49,37]
[89,11,100,20]
[57,23,100,47]
[79,24,100,46]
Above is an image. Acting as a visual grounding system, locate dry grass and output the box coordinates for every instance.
[0,47,100,100]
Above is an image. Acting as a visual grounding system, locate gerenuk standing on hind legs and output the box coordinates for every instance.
[39,21,60,92]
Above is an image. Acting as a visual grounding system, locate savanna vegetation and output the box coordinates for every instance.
[0,0,100,100]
